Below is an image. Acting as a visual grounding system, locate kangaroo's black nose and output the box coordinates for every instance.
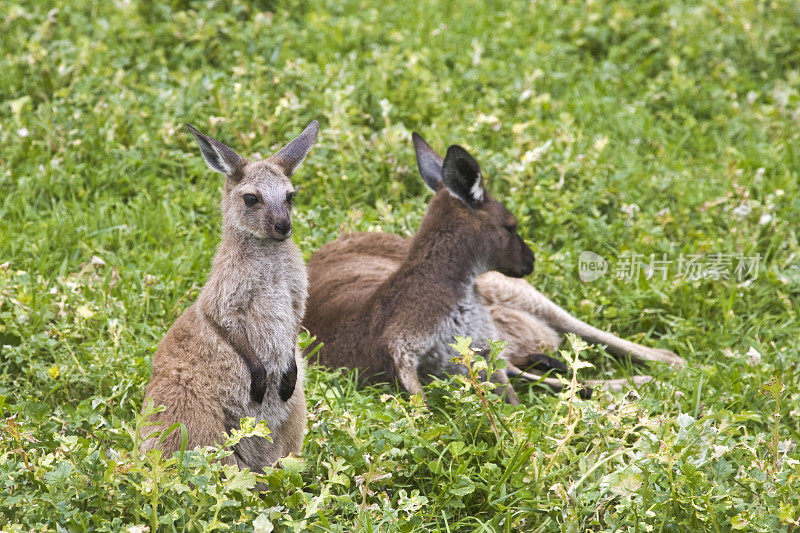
[274,220,291,236]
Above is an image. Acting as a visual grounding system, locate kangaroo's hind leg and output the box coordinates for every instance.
[487,304,566,373]
[477,272,684,367]
[489,303,660,397]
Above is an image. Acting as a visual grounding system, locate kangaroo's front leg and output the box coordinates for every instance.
[201,308,268,403]
[388,342,425,398]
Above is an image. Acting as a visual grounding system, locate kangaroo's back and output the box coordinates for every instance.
[304,232,410,373]
[308,232,409,305]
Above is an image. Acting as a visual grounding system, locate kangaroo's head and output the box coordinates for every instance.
[186,121,319,241]
[412,132,535,278]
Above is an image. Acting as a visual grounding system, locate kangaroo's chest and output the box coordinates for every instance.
[417,290,497,380]
[216,269,304,425]
[246,272,305,369]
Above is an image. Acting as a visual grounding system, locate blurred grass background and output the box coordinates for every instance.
[1,0,799,530]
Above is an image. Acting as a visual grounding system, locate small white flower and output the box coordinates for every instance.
[17,127,29,137]
[621,203,640,217]
[676,413,695,428]
[732,203,752,219]
[759,213,772,225]
[471,39,483,67]
[745,346,761,366]
[723,348,739,359]
[476,113,501,131]
[379,98,392,117]
[520,140,552,165]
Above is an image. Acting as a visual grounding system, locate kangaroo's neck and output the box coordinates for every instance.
[403,233,483,292]
[214,225,286,269]
[398,197,487,295]
[199,226,297,305]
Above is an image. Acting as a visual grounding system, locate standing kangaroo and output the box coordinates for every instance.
[141,120,318,471]
[303,133,683,402]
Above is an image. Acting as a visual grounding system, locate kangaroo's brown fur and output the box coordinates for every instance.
[141,121,318,471]
[305,136,534,402]
[303,133,683,401]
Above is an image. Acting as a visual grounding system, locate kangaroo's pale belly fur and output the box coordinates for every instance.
[418,288,499,380]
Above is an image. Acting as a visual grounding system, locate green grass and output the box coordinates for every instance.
[1,0,800,530]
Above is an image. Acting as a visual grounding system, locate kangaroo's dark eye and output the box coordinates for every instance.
[504,224,518,233]
[243,194,258,207]
[286,191,296,205]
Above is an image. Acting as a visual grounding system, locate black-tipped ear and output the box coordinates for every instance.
[186,123,247,179]
[412,132,444,192]
[442,145,484,208]
[270,120,319,176]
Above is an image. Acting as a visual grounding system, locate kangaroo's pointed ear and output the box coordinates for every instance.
[186,123,247,179]
[442,145,484,208]
[269,120,319,177]
[412,132,444,192]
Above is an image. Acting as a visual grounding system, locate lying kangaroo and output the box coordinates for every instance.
[141,120,318,471]
[303,133,683,402]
